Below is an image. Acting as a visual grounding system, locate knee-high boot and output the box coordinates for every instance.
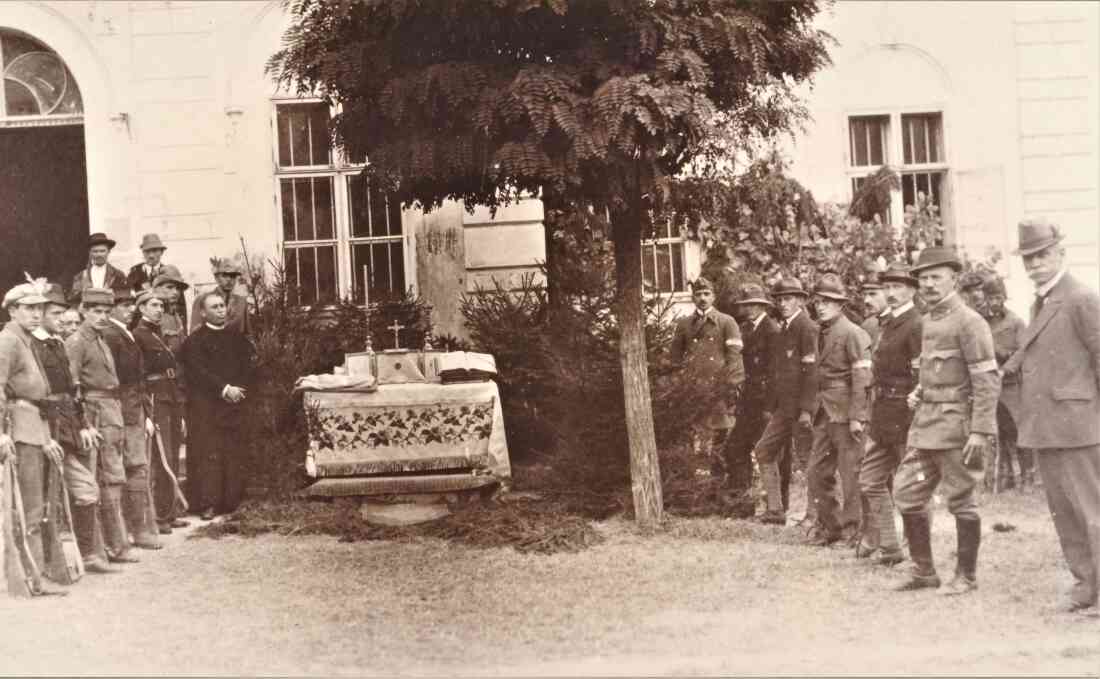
[71,503,118,574]
[940,516,980,596]
[124,489,162,550]
[99,485,138,564]
[758,461,786,524]
[893,513,939,590]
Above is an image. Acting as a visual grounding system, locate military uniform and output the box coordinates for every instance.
[985,297,1030,488]
[806,277,872,543]
[752,279,818,523]
[894,248,1000,594]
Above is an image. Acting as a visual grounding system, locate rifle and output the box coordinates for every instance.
[44,457,83,584]
[2,456,32,598]
[148,396,188,517]
[8,457,47,596]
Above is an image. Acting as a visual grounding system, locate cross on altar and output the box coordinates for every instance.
[388,320,406,349]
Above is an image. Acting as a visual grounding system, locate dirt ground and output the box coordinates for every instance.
[2,488,1097,676]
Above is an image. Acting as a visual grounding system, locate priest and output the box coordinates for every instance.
[181,291,255,519]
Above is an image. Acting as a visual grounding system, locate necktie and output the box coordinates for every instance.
[1033,294,1045,320]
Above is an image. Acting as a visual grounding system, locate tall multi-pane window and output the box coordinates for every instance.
[642,220,686,294]
[846,110,951,233]
[274,100,408,306]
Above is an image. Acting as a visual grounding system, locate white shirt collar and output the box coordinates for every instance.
[782,308,802,324]
[31,327,50,340]
[1036,265,1068,298]
[205,322,225,331]
[892,300,915,317]
[108,318,134,339]
[751,311,767,330]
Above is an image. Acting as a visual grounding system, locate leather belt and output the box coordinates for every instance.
[145,370,176,382]
[83,388,119,400]
[874,384,911,399]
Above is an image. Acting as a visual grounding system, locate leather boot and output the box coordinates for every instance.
[124,490,162,550]
[72,503,119,574]
[940,516,980,596]
[99,487,139,564]
[757,461,786,525]
[873,495,905,565]
[893,513,939,591]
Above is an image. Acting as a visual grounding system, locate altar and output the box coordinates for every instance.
[299,343,511,498]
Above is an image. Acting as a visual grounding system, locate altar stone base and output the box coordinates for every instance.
[360,501,451,526]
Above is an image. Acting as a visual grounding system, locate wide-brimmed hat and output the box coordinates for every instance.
[880,262,918,287]
[2,277,50,308]
[152,265,189,290]
[813,273,849,302]
[909,246,962,275]
[80,287,115,307]
[1014,218,1064,256]
[140,233,166,251]
[732,283,773,307]
[771,278,809,298]
[44,283,69,308]
[212,258,242,275]
[87,232,116,249]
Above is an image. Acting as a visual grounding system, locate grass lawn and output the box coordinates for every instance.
[1,485,1095,676]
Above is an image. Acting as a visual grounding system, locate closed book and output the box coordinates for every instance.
[435,352,497,383]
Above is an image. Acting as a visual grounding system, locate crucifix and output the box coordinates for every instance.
[388,320,406,350]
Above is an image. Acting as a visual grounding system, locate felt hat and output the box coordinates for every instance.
[959,271,986,292]
[140,233,166,251]
[909,246,962,275]
[732,283,773,307]
[152,265,189,290]
[44,283,69,308]
[880,262,919,288]
[982,276,1007,297]
[112,287,136,304]
[80,287,115,307]
[860,274,883,292]
[2,277,50,308]
[87,232,116,249]
[813,273,849,302]
[690,276,714,293]
[771,277,809,298]
[213,258,242,275]
[1013,218,1064,256]
[135,288,160,308]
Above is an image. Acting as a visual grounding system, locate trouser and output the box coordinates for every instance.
[894,447,980,519]
[858,435,905,551]
[152,402,182,524]
[59,445,109,566]
[1037,445,1100,608]
[724,403,765,494]
[14,443,46,585]
[807,412,865,536]
[753,410,807,515]
[96,425,130,559]
[995,402,1034,490]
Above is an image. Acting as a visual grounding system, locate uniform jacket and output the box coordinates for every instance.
[908,292,1000,450]
[65,322,123,428]
[127,262,189,323]
[987,308,1026,421]
[813,313,872,423]
[740,312,780,405]
[69,263,127,303]
[31,330,84,447]
[1003,272,1100,449]
[0,321,51,445]
[869,304,922,444]
[766,310,819,417]
[671,308,745,429]
[132,318,183,405]
[190,291,250,335]
[101,320,147,426]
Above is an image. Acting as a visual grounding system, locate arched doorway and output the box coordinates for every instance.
[0,28,88,302]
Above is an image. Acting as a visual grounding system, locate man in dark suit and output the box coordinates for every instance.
[752,278,818,525]
[670,276,745,474]
[69,232,126,303]
[126,233,187,323]
[860,274,891,349]
[725,283,780,517]
[1003,218,1100,616]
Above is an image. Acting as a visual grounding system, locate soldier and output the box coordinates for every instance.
[860,275,891,349]
[126,233,187,324]
[69,232,126,304]
[856,262,922,564]
[670,277,745,474]
[752,278,818,525]
[191,258,250,335]
[725,283,780,517]
[132,289,188,534]
[981,276,1031,489]
[2,280,77,596]
[893,247,1000,595]
[151,270,190,355]
[58,308,82,341]
[66,288,138,565]
[805,274,872,546]
[100,288,161,549]
[959,271,987,314]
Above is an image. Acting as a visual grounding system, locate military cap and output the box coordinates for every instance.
[771,277,809,298]
[1014,217,1065,256]
[213,258,242,275]
[732,283,773,307]
[880,261,918,288]
[152,265,189,290]
[43,283,69,308]
[140,233,166,251]
[87,232,116,249]
[813,273,848,302]
[80,287,115,307]
[909,246,962,275]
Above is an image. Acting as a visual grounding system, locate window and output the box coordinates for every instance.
[642,220,686,294]
[0,29,83,127]
[274,101,408,306]
[846,111,951,234]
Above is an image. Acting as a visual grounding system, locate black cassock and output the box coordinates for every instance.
[181,323,255,513]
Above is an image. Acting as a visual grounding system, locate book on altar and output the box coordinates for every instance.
[435,352,497,383]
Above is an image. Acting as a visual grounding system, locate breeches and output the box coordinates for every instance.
[894,447,980,519]
[1037,445,1100,606]
[859,436,905,501]
[63,446,100,506]
[15,443,46,536]
[97,425,126,486]
[121,422,149,492]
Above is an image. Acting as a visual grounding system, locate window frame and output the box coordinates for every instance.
[271,96,415,308]
[844,107,954,239]
[641,219,690,300]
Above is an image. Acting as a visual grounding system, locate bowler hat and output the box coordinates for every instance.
[880,262,918,287]
[87,232,116,249]
[44,283,69,308]
[1013,218,1064,256]
[152,265,189,290]
[212,258,242,275]
[691,276,714,293]
[80,287,115,307]
[140,233,166,251]
[909,246,962,275]
[732,283,773,307]
[771,277,809,298]
[813,273,849,302]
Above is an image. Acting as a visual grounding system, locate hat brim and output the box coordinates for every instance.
[44,296,71,308]
[773,290,809,298]
[814,292,849,302]
[89,239,117,249]
[880,274,919,287]
[141,245,167,252]
[1013,235,1064,256]
[8,294,49,307]
[733,297,774,306]
[909,260,962,276]
[155,279,189,290]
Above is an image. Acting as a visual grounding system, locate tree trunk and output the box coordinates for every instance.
[610,194,663,528]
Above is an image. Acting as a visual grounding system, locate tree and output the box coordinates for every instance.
[269,0,832,526]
